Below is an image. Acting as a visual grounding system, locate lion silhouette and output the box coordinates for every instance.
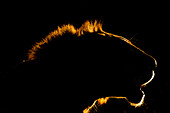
[5,20,156,113]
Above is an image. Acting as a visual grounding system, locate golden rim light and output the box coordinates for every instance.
[24,20,157,113]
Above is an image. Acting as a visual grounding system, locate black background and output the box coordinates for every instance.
[0,2,167,113]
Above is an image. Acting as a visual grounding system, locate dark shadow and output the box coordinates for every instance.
[4,33,155,113]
